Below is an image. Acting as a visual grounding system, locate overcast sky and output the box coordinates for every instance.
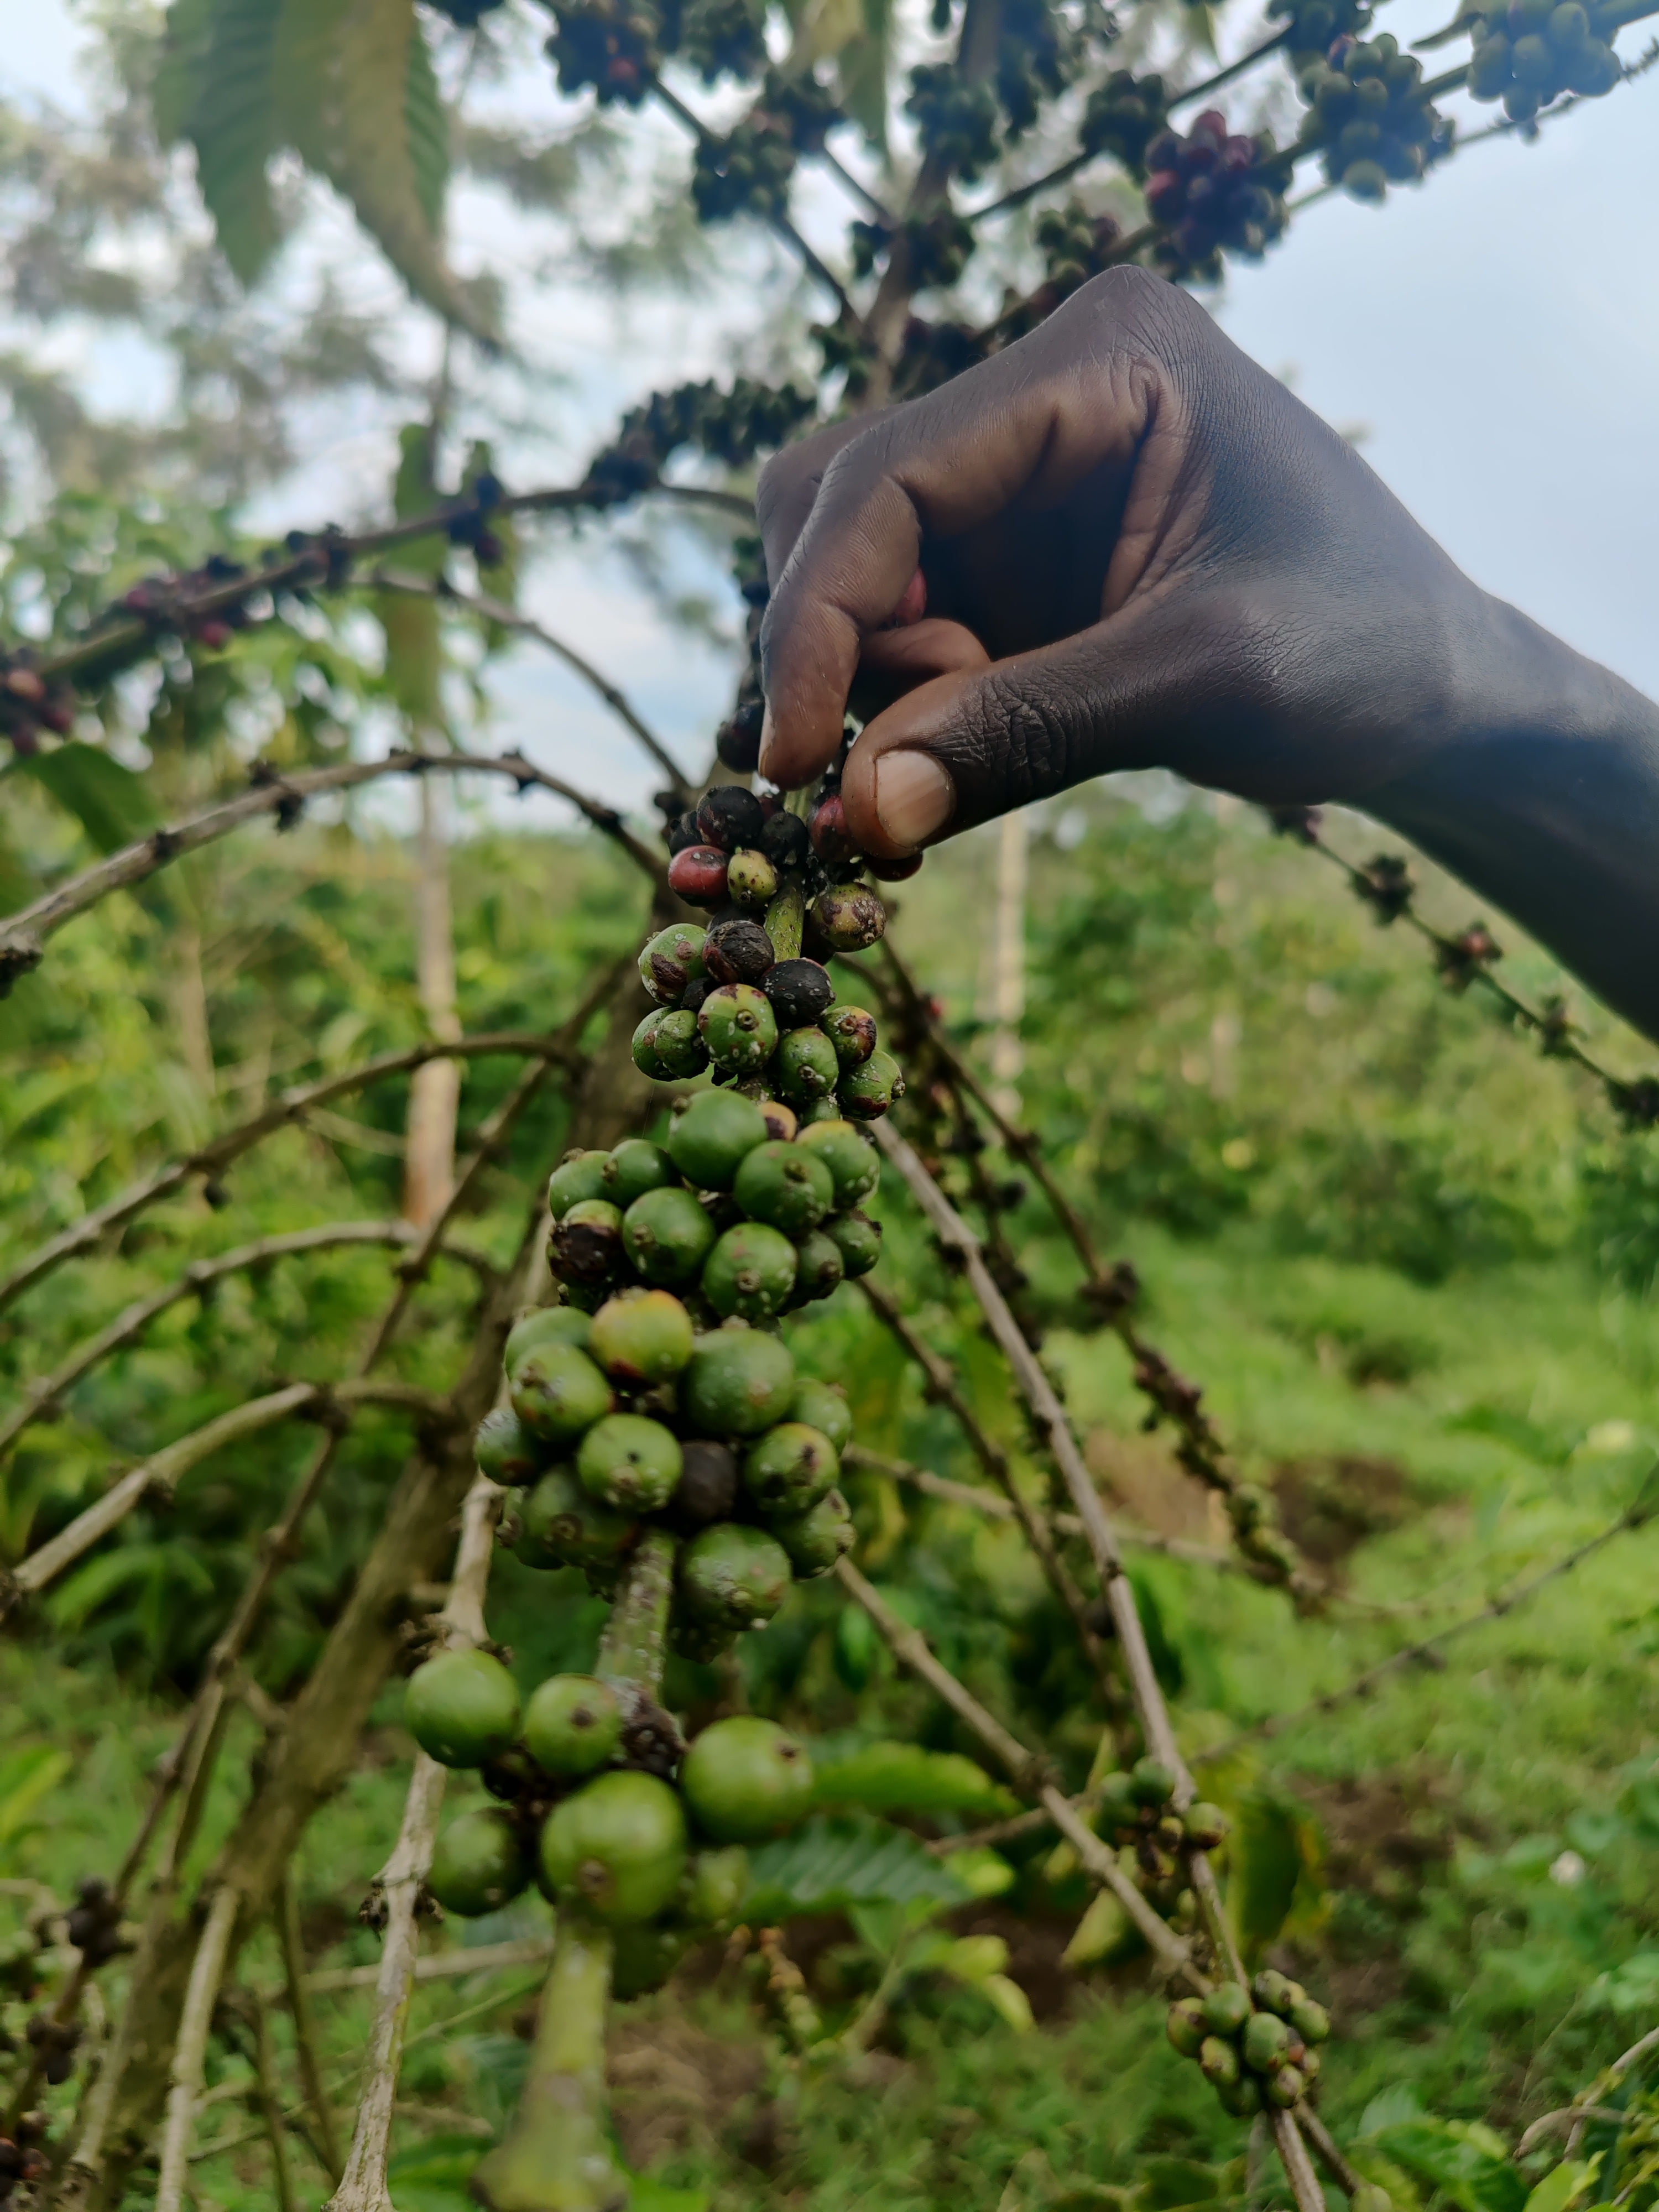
[4,0,1656,823]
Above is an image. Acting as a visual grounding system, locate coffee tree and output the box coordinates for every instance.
[0,0,1656,2207]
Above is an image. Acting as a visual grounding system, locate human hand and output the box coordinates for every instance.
[755,265,1490,858]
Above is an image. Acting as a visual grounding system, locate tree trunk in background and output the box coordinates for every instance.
[988,809,1028,1121]
[404,777,462,1229]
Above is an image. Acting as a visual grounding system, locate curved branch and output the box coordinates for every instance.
[0,1025,592,1323]
[3,1378,455,1611]
[0,747,662,991]
[0,1220,493,1465]
[368,570,691,798]
[326,1475,504,2212]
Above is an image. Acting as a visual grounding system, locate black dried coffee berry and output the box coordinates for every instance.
[716,703,764,773]
[760,811,811,870]
[667,809,703,855]
[705,918,776,987]
[763,958,835,1028]
[696,785,767,853]
[677,1440,739,1524]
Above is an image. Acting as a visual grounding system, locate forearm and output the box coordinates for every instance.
[1365,596,1659,1046]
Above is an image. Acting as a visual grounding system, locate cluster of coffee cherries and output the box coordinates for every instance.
[406,1634,817,1996]
[485,1275,862,1648]
[648,785,905,1129]
[1167,1970,1331,2117]
[1298,34,1452,199]
[1097,1758,1231,1927]
[1143,113,1288,281]
[1463,0,1623,117]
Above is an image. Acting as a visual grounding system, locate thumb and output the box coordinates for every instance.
[840,607,1213,857]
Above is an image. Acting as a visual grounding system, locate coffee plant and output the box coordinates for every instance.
[0,0,1656,2208]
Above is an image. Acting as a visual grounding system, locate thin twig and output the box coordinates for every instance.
[280,1872,344,2185]
[326,1474,503,2212]
[1194,1475,1659,1766]
[153,1883,241,2212]
[367,570,690,797]
[0,745,663,999]
[302,1936,556,1996]
[248,1992,299,2212]
[0,1020,597,1323]
[0,1220,491,1465]
[834,1558,1198,1981]
[2,1379,451,1611]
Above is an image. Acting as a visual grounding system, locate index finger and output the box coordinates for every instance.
[756,290,1161,790]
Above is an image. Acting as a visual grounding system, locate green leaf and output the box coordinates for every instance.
[10,743,159,854]
[1525,2161,1597,2212]
[0,1746,72,1854]
[744,1813,973,1923]
[1062,1886,1140,1969]
[1374,2122,1528,2212]
[811,1739,1018,1819]
[271,0,492,336]
[168,0,285,284]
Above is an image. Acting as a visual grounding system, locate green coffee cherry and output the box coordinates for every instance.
[698,983,778,1073]
[1288,1996,1330,2044]
[518,1465,639,1572]
[539,1771,688,1926]
[1298,2046,1323,2087]
[790,1377,853,1454]
[796,1095,844,1127]
[1097,1771,1139,1835]
[1202,1981,1251,2036]
[770,1488,855,1577]
[509,1337,614,1445]
[589,1290,695,1384]
[1218,2072,1264,2117]
[611,1921,690,2001]
[429,1808,530,1918]
[638,922,706,1005]
[820,1005,878,1068]
[838,1047,905,1121]
[1166,1997,1207,2058]
[680,1844,750,1928]
[742,1421,839,1515]
[551,1198,626,1290]
[1182,1802,1229,1851]
[634,1006,709,1081]
[504,1306,592,1369]
[1267,2064,1305,2109]
[577,1412,683,1512]
[669,1610,739,1665]
[733,1139,834,1235]
[703,1222,798,1321]
[547,1150,611,1219]
[682,1328,796,1436]
[405,1648,521,1768]
[1199,2035,1241,2089]
[679,1522,792,1632]
[680,1715,815,1843]
[791,1229,844,1302]
[473,1408,539,1486]
[775,1027,841,1104]
[825,1210,881,1278]
[1130,1756,1176,1807]
[600,1139,679,1207]
[725,848,779,909]
[796,1119,879,1205]
[1251,1968,1300,2016]
[667,1089,770,1189]
[524,1673,624,1777]
[813,883,886,953]
[1243,2011,1291,2075]
[622,1186,716,1287]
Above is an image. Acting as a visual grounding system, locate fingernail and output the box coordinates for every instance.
[874,752,954,849]
[758,703,777,777]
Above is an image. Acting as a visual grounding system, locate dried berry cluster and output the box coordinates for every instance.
[1144,112,1288,281]
[1298,34,1453,200]
[1167,1969,1332,2117]
[693,71,842,222]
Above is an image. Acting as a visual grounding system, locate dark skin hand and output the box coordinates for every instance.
[758,267,1659,1044]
